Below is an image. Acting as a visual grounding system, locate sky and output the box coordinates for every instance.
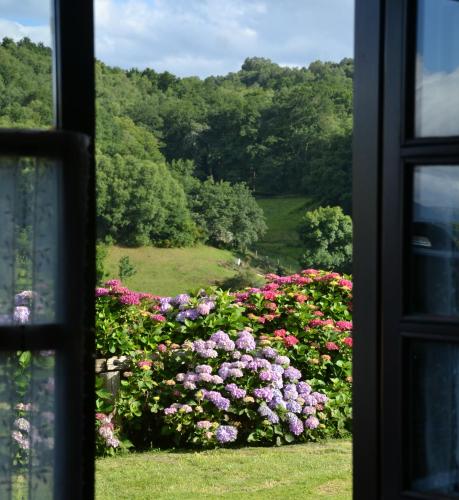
[0,0,354,78]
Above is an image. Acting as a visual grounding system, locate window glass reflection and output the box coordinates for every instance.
[408,341,459,495]
[410,166,459,315]
[0,158,62,325]
[415,0,459,137]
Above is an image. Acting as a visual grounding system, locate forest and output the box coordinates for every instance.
[0,37,352,253]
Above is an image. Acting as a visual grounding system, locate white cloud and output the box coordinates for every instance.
[0,0,354,77]
[0,18,50,45]
[416,60,459,137]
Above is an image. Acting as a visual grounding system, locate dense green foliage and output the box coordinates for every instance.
[95,270,352,453]
[299,207,353,273]
[0,38,353,251]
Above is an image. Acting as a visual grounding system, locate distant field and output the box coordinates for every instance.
[105,245,238,296]
[254,196,314,271]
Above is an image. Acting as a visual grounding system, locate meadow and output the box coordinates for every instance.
[96,440,352,499]
[251,196,313,271]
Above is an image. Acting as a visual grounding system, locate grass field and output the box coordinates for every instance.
[105,245,238,296]
[96,440,352,499]
[253,196,314,271]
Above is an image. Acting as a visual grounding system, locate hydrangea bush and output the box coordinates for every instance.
[95,269,353,452]
[116,330,328,448]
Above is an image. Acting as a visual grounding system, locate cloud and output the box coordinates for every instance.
[416,60,459,137]
[0,18,50,45]
[94,0,354,76]
[0,0,354,77]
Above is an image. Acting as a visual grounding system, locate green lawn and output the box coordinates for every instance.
[254,196,314,271]
[105,244,238,296]
[96,440,352,499]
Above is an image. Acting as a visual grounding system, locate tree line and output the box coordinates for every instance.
[0,38,352,251]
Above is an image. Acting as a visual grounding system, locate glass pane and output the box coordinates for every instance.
[409,166,459,316]
[415,0,459,137]
[407,341,459,495]
[0,351,55,499]
[0,2,54,128]
[0,158,62,325]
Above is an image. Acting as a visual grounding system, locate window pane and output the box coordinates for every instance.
[407,341,459,495]
[415,0,459,137]
[0,351,55,499]
[0,3,54,129]
[409,166,459,316]
[0,158,62,325]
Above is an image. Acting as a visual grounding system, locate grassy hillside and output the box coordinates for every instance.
[253,196,314,271]
[104,245,238,296]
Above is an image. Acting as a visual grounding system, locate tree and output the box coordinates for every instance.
[299,206,352,273]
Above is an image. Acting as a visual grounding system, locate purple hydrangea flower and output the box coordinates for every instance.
[210,331,235,351]
[202,390,230,411]
[14,418,30,432]
[287,413,304,436]
[312,392,328,404]
[13,306,30,324]
[240,354,253,363]
[197,300,215,316]
[305,416,320,429]
[198,372,213,383]
[211,375,224,384]
[283,384,299,401]
[283,367,302,381]
[274,355,290,366]
[259,370,273,382]
[159,297,173,313]
[303,406,317,415]
[258,403,280,424]
[197,420,212,430]
[95,287,109,297]
[261,347,278,359]
[286,400,302,413]
[195,365,213,374]
[253,387,274,402]
[215,425,238,444]
[225,383,246,399]
[235,331,256,351]
[297,382,312,395]
[172,294,190,306]
[176,308,200,322]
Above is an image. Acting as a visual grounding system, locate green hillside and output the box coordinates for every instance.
[253,196,314,270]
[104,244,239,296]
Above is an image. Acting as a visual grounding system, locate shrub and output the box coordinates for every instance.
[298,206,352,273]
[116,331,328,449]
[95,269,353,452]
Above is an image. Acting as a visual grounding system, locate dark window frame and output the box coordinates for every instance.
[0,1,95,498]
[355,0,459,498]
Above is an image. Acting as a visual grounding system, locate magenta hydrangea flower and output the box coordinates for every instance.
[105,279,121,287]
[95,287,109,297]
[119,293,140,306]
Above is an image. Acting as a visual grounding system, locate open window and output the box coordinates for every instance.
[354,0,459,497]
[0,2,95,498]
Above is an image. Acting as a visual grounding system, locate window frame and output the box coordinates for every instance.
[0,0,96,497]
[355,0,459,498]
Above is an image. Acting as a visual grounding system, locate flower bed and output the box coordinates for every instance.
[95,270,353,454]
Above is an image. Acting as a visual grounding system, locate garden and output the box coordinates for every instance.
[94,269,352,459]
